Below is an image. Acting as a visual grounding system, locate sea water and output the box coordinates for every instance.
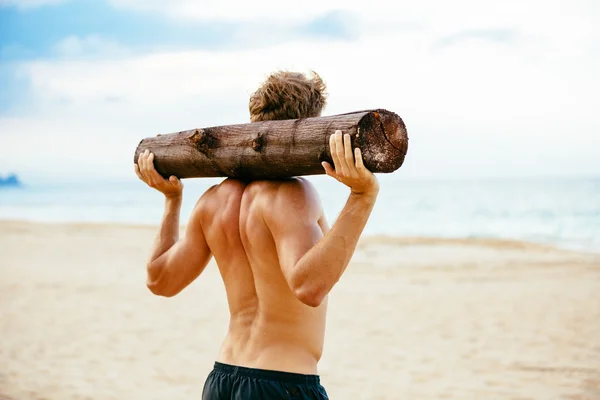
[1,175,598,253]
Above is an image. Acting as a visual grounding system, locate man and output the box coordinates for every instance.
[135,71,379,399]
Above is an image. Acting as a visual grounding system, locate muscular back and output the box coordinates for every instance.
[198,178,329,374]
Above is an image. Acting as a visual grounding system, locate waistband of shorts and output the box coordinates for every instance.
[213,362,321,385]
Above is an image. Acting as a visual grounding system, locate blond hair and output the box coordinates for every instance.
[249,71,327,122]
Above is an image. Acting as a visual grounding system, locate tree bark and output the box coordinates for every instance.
[133,109,408,180]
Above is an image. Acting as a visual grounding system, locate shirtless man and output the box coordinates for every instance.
[134,71,379,399]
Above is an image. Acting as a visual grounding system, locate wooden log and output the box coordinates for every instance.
[133,109,408,180]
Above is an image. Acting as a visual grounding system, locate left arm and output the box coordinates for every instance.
[135,150,212,297]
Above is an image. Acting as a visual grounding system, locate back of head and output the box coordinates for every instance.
[249,71,327,122]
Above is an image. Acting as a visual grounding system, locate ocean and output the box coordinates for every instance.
[1,175,599,253]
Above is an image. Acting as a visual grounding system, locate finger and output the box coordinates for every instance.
[142,152,155,185]
[138,151,145,171]
[169,175,182,189]
[329,134,341,172]
[147,153,163,186]
[139,152,150,180]
[134,164,143,180]
[141,150,150,172]
[334,130,349,175]
[148,152,155,168]
[344,134,357,176]
[322,161,337,179]
[150,168,165,187]
[354,148,366,171]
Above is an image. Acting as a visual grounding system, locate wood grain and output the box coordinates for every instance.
[133,109,409,179]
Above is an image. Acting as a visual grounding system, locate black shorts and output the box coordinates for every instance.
[202,362,329,399]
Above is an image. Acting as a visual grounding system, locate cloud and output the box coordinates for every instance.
[52,35,130,57]
[4,27,600,181]
[434,29,521,49]
[106,0,599,38]
[299,10,358,40]
[107,0,356,22]
[1,1,360,63]
[0,0,66,8]
[1,0,599,181]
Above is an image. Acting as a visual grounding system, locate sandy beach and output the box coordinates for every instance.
[1,220,599,399]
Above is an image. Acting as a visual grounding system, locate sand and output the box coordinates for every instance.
[1,220,599,399]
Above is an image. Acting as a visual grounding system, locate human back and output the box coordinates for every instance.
[199,177,328,375]
[200,71,332,374]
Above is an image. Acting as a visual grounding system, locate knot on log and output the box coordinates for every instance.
[252,134,265,152]
[190,128,218,154]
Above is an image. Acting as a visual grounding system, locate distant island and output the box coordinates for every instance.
[0,174,22,187]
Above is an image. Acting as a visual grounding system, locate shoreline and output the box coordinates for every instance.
[1,218,598,257]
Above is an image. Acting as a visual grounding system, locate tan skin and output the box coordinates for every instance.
[135,130,379,374]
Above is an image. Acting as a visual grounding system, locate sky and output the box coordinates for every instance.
[1,0,599,182]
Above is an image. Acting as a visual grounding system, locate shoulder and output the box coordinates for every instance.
[254,178,322,224]
[197,179,247,205]
[247,177,318,205]
[190,179,247,223]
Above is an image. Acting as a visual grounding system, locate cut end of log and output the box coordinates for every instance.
[376,110,408,154]
[356,109,408,173]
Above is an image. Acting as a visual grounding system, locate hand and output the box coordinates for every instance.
[135,150,183,198]
[322,130,379,196]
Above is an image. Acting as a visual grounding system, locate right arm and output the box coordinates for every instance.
[266,131,379,307]
[135,150,212,297]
